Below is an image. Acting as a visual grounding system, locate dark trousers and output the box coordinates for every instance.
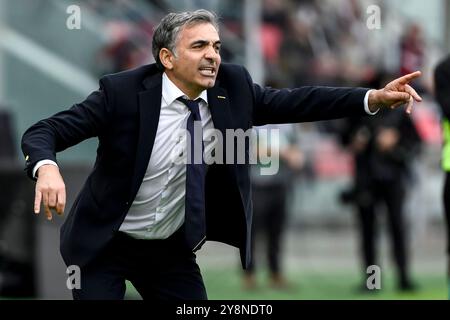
[72,226,207,300]
[247,184,287,275]
[356,179,410,284]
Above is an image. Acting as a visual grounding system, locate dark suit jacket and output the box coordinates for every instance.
[21,63,369,268]
[435,55,450,119]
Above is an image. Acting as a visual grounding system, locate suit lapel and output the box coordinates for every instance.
[129,73,162,201]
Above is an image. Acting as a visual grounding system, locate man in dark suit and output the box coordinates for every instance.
[21,10,422,300]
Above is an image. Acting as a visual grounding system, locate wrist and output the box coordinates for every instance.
[37,164,58,177]
[33,160,58,178]
[368,89,382,113]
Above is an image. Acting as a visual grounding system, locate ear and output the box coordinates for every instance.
[159,48,174,70]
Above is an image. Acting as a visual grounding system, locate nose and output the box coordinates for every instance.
[204,45,219,61]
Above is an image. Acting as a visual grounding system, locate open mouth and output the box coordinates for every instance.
[199,66,216,76]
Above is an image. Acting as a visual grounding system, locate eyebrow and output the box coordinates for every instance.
[190,40,221,47]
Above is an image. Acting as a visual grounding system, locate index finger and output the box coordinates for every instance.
[34,190,42,214]
[397,71,422,84]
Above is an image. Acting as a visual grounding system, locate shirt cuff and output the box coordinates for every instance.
[364,89,379,115]
[33,160,58,178]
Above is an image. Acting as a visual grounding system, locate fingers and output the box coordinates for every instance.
[390,101,405,109]
[34,190,42,214]
[46,188,66,219]
[389,91,410,103]
[56,189,66,216]
[405,84,422,102]
[38,188,65,219]
[42,192,52,221]
[388,94,415,114]
[397,71,422,84]
[49,191,57,209]
[406,96,414,114]
[33,166,66,220]
[34,185,66,219]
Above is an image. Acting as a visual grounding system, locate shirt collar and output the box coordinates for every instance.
[162,72,208,106]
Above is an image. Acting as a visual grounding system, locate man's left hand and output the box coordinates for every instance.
[368,71,422,114]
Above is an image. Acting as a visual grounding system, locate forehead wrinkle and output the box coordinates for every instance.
[177,23,219,44]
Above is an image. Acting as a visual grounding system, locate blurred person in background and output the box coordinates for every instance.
[21,9,423,300]
[434,55,450,279]
[97,29,152,75]
[243,123,304,291]
[278,11,318,87]
[400,24,425,78]
[339,73,422,291]
[260,0,291,79]
[399,23,427,95]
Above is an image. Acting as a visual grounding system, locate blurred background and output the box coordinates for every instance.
[0,0,448,300]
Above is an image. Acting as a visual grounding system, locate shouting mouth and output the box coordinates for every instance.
[199,66,216,77]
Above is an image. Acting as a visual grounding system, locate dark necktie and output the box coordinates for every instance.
[177,97,206,251]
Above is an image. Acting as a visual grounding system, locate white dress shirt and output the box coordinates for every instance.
[33,78,376,240]
[118,73,216,239]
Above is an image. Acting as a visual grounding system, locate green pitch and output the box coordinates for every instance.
[125,268,447,300]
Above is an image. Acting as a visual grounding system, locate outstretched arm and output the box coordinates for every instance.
[248,65,422,126]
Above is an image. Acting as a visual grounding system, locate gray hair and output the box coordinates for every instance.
[152,9,219,70]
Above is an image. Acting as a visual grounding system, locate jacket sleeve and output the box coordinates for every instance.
[21,76,114,180]
[242,66,370,126]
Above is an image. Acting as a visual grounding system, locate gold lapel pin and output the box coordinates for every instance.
[217,96,226,99]
[25,155,29,161]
